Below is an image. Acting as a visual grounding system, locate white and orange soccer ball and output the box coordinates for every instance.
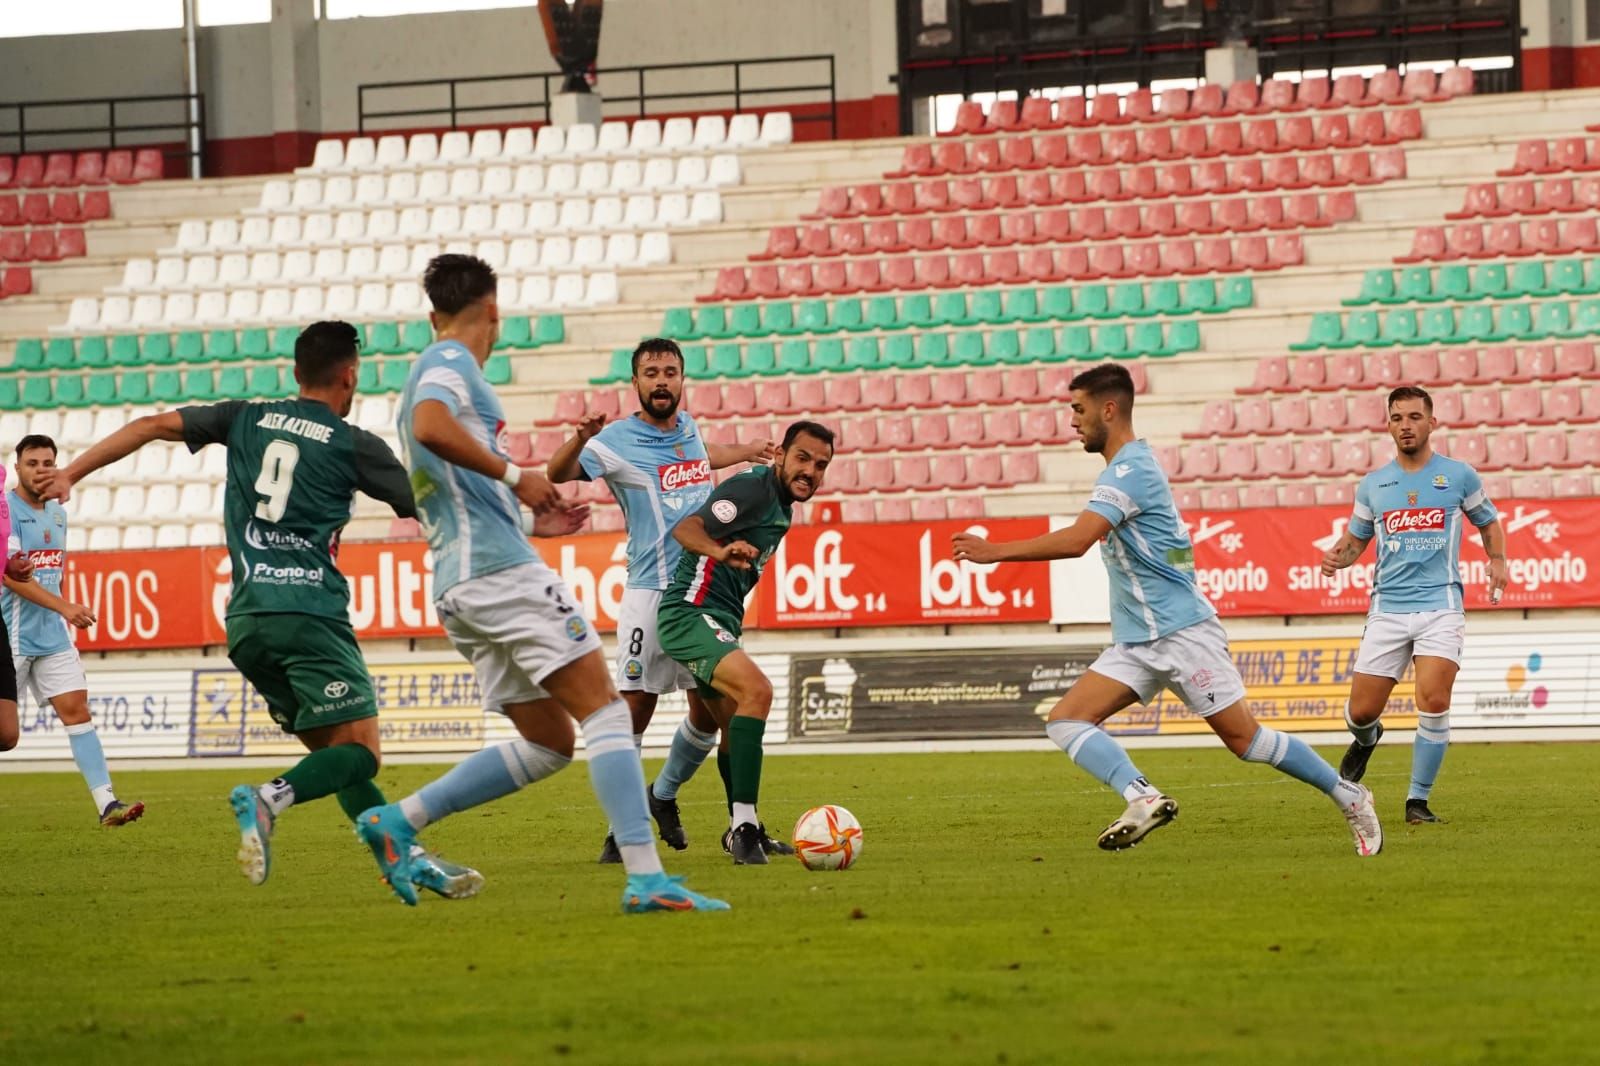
[791,805,863,871]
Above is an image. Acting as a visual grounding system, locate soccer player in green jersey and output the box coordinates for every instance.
[657,420,834,865]
[46,322,483,894]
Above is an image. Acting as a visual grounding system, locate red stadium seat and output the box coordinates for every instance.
[1487,430,1529,468]
[1217,440,1256,479]
[0,265,32,298]
[1240,355,1289,393]
[1297,76,1331,109]
[1001,449,1040,485]
[1233,397,1272,435]
[131,148,164,181]
[55,227,85,258]
[25,229,59,261]
[1278,484,1317,507]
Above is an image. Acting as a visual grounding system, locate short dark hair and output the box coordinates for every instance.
[1068,363,1136,412]
[423,253,498,315]
[782,420,835,452]
[632,338,684,375]
[295,320,360,388]
[1388,385,1433,413]
[14,434,57,458]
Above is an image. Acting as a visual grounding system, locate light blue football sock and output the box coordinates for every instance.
[399,739,570,831]
[1242,725,1356,805]
[1046,719,1150,799]
[1409,711,1450,801]
[65,722,115,811]
[652,719,718,800]
[583,700,663,876]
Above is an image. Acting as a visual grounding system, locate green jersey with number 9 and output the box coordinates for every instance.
[179,398,416,621]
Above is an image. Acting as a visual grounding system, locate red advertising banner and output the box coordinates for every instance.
[66,548,225,651]
[759,517,1054,628]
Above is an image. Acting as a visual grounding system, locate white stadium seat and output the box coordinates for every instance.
[608,159,642,192]
[192,290,225,323]
[121,526,154,550]
[376,244,409,280]
[469,128,503,160]
[428,204,462,237]
[354,173,387,205]
[760,111,793,144]
[446,168,479,200]
[690,190,723,224]
[374,135,406,167]
[438,130,470,163]
[572,234,605,267]
[259,288,292,321]
[322,176,354,208]
[565,124,598,156]
[258,180,290,210]
[406,132,438,166]
[59,409,95,449]
[363,210,396,242]
[324,284,357,317]
[174,220,207,250]
[76,486,113,525]
[217,253,249,285]
[225,289,259,323]
[248,251,280,284]
[186,256,218,288]
[355,396,393,430]
[152,258,185,290]
[343,136,378,171]
[655,192,689,227]
[131,445,171,485]
[313,247,345,280]
[388,170,419,204]
[397,206,430,238]
[209,218,240,247]
[0,414,28,446]
[624,194,655,228]
[515,274,552,309]
[639,230,671,264]
[310,138,343,172]
[389,281,424,316]
[534,125,564,157]
[88,527,121,551]
[474,238,506,269]
[164,292,196,325]
[660,117,694,151]
[357,282,389,315]
[596,121,630,155]
[545,163,576,195]
[462,203,494,235]
[503,127,535,157]
[155,524,189,548]
[539,236,572,269]
[557,199,590,232]
[551,272,585,306]
[119,258,154,290]
[576,160,609,193]
[692,115,727,149]
[481,165,513,198]
[66,527,88,552]
[291,177,321,208]
[344,245,377,280]
[29,410,62,442]
[513,163,544,197]
[629,118,662,154]
[302,213,335,245]
[525,200,558,231]
[237,216,270,247]
[675,155,710,188]
[640,157,675,190]
[191,523,224,547]
[270,214,301,245]
[727,113,760,148]
[584,272,618,305]
[281,249,314,283]
[145,483,180,517]
[507,238,539,272]
[603,232,638,266]
[176,483,212,520]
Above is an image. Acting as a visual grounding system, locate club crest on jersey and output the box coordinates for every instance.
[566,616,590,642]
[711,499,738,524]
[624,659,644,681]
[1407,491,1418,506]
[659,458,711,493]
[673,444,687,459]
[1433,474,1450,490]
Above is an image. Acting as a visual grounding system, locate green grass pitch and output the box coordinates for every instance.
[2,742,1596,1065]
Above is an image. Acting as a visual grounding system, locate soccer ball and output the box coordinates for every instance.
[791,805,863,871]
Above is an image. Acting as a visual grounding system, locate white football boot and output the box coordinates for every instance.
[1341,784,1384,857]
[1096,793,1179,851]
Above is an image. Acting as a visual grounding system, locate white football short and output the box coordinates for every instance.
[435,561,603,713]
[16,648,88,706]
[613,586,696,695]
[1353,609,1466,680]
[1089,616,1246,718]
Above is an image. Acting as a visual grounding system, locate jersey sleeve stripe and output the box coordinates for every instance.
[416,366,473,410]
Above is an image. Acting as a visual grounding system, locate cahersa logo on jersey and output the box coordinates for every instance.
[27,549,64,570]
[658,458,711,493]
[1382,508,1446,535]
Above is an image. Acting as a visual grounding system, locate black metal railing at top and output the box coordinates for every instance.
[0,93,206,175]
[358,55,836,139]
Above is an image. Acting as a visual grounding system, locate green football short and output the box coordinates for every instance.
[656,605,744,699]
[226,613,378,735]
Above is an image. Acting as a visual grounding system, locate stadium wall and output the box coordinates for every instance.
[0,1,899,176]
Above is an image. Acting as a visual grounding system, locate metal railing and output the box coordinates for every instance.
[358,55,836,138]
[0,93,206,175]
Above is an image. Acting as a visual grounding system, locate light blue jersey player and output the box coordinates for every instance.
[1321,385,1508,825]
[547,337,777,862]
[355,254,727,913]
[953,364,1383,857]
[0,434,142,826]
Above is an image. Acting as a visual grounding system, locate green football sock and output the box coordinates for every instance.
[728,716,766,806]
[279,743,378,808]
[336,778,387,823]
[717,749,733,813]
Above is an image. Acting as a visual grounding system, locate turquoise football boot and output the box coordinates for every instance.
[621,873,731,914]
[355,804,419,906]
[228,784,274,886]
[410,847,485,900]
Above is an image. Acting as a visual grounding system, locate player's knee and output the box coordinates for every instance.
[0,728,17,752]
[1416,688,1452,714]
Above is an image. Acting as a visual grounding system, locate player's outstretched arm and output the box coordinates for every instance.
[411,398,564,514]
[1319,531,1372,576]
[2,576,94,628]
[952,511,1114,564]
[546,412,606,483]
[707,439,777,470]
[351,428,417,519]
[673,515,758,570]
[1476,517,1509,602]
[47,412,187,502]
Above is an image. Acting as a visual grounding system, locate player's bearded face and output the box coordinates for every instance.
[1069,392,1106,453]
[1388,400,1434,455]
[634,353,683,418]
[777,434,831,501]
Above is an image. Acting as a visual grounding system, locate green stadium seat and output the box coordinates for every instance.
[77,336,110,369]
[1004,287,1044,323]
[150,370,183,403]
[1435,265,1472,302]
[21,375,52,408]
[217,367,250,400]
[45,338,76,370]
[1535,301,1574,339]
[952,331,987,365]
[1469,263,1508,300]
[1022,326,1058,361]
[761,301,798,336]
[1342,311,1380,348]
[1573,299,1600,334]
[845,337,880,371]
[9,338,45,373]
[1548,259,1591,296]
[1060,325,1093,360]
[778,341,810,375]
[916,332,951,367]
[174,331,205,363]
[144,333,176,365]
[366,321,401,356]
[1419,306,1458,343]
[592,349,631,385]
[865,297,897,330]
[1345,269,1396,306]
[1220,276,1253,310]
[483,354,511,385]
[813,338,845,373]
[400,321,431,353]
[55,375,88,408]
[356,359,382,395]
[933,292,970,327]
[1183,279,1220,313]
[1146,280,1181,316]
[1130,322,1165,356]
[1456,304,1496,342]
[272,327,300,358]
[1499,302,1535,341]
[743,342,777,377]
[1166,319,1200,354]
[1096,325,1131,358]
[379,358,412,392]
[1077,285,1112,320]
[682,345,708,377]
[968,290,1005,326]
[249,365,282,398]
[1378,309,1418,347]
[85,371,117,405]
[495,316,532,350]
[729,303,762,338]
[708,344,742,378]
[183,369,216,401]
[239,328,270,359]
[115,371,150,405]
[1292,312,1343,350]
[0,377,22,410]
[206,330,239,362]
[1112,283,1147,318]
[1039,285,1074,321]
[796,299,829,333]
[695,305,730,340]
[533,314,564,345]
[830,298,865,332]
[1509,261,1548,300]
[109,335,143,367]
[898,293,935,328]
[1396,267,1434,303]
[883,335,917,369]
[661,307,694,340]
[987,329,1022,363]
